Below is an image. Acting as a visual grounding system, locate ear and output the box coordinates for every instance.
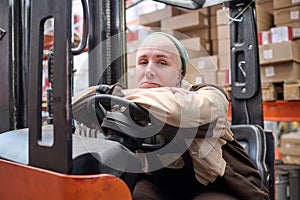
[177,74,183,86]
[176,75,182,87]
[178,69,183,81]
[178,74,182,81]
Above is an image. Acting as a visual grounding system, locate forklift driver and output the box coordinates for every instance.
[72,32,269,200]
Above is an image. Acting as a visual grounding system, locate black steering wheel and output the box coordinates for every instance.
[88,94,166,151]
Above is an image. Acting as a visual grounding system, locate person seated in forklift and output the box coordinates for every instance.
[72,32,269,200]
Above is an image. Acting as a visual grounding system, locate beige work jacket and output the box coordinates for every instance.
[124,80,234,185]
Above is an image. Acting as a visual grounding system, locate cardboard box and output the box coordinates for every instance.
[212,39,218,55]
[280,132,300,155]
[218,39,230,56]
[256,1,274,15]
[258,31,270,45]
[256,4,274,28]
[176,7,208,16]
[139,6,181,27]
[210,26,218,41]
[216,8,230,25]
[189,55,218,71]
[281,154,300,165]
[256,0,272,4]
[257,21,272,32]
[273,0,300,9]
[259,41,300,64]
[284,80,300,100]
[182,27,210,41]
[274,6,300,26]
[210,4,223,16]
[218,54,231,71]
[187,48,209,59]
[217,25,230,40]
[186,57,218,85]
[217,70,230,86]
[180,37,211,54]
[285,22,300,39]
[180,37,203,51]
[255,3,273,31]
[161,11,208,31]
[201,70,218,84]
[210,15,217,27]
[262,83,277,101]
[260,62,300,83]
[185,62,203,84]
[270,26,293,43]
[197,8,208,16]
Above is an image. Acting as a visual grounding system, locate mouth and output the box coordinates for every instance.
[139,82,161,88]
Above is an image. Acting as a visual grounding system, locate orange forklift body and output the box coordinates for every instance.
[0,159,132,200]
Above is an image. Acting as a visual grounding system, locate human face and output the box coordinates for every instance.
[136,37,182,88]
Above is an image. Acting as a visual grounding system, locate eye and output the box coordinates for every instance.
[158,60,167,66]
[138,59,148,66]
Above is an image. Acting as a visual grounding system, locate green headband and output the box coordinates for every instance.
[149,32,189,78]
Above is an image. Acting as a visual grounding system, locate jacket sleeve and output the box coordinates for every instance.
[124,86,230,138]
[71,83,125,129]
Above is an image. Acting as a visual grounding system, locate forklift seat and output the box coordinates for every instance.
[231,124,274,199]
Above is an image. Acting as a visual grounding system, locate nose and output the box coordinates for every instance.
[144,63,155,78]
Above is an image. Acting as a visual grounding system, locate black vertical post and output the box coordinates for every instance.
[229,1,264,127]
[0,0,25,133]
[13,0,26,129]
[87,0,103,86]
[28,0,73,174]
[21,0,32,129]
[88,0,127,86]
[0,0,12,133]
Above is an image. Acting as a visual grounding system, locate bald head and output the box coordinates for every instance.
[137,32,188,78]
[135,32,188,88]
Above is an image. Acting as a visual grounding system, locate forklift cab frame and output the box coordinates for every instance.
[0,0,274,199]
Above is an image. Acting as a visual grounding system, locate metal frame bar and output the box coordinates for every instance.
[88,0,127,86]
[229,1,264,127]
[28,0,73,174]
[0,0,12,133]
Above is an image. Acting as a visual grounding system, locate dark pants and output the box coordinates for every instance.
[132,140,269,200]
[133,177,238,200]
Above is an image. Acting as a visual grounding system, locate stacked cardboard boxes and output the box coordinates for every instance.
[162,8,217,84]
[126,40,141,88]
[257,0,300,100]
[259,41,300,82]
[187,55,218,85]
[160,9,211,56]
[126,1,300,94]
[280,132,300,165]
[126,5,184,88]
[216,7,230,85]
[256,0,274,15]
[256,3,274,32]
[284,80,300,100]
[127,5,226,87]
[256,0,300,100]
[210,4,229,86]
[274,0,300,39]
[209,4,222,55]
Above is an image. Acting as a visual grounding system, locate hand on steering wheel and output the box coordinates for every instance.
[88,94,165,151]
